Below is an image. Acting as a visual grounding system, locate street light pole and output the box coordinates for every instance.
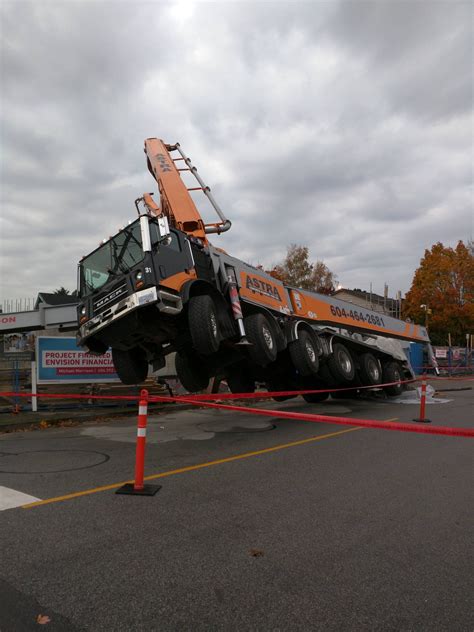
[420,304,430,329]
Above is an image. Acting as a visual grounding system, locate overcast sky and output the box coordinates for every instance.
[0,0,472,307]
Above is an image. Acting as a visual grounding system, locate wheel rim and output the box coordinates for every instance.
[262,324,274,350]
[305,340,316,363]
[339,350,352,376]
[369,362,380,381]
[210,312,218,339]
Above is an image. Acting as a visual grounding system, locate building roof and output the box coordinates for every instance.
[333,288,400,303]
[34,292,79,309]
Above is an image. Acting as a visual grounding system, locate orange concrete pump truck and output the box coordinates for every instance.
[76,138,429,400]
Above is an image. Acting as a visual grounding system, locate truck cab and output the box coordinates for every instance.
[77,215,195,380]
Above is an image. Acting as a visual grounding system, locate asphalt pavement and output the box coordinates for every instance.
[0,382,472,631]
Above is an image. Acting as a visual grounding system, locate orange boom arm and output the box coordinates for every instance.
[144,138,208,243]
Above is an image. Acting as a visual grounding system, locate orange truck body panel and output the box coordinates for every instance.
[238,271,292,314]
[160,270,197,293]
[287,288,428,342]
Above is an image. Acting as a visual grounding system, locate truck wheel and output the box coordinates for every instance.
[226,370,255,394]
[382,361,403,396]
[289,330,319,376]
[319,364,338,387]
[303,391,329,403]
[245,313,277,366]
[225,360,255,394]
[358,353,381,385]
[327,343,355,383]
[112,348,148,385]
[175,352,209,393]
[266,379,296,401]
[188,294,220,355]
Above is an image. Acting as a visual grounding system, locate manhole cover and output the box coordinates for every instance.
[0,450,110,474]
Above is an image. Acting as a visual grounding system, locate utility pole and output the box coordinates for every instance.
[420,304,431,330]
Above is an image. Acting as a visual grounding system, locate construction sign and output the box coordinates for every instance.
[36,337,120,384]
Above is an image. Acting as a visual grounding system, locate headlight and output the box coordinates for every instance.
[80,306,86,316]
[135,270,144,281]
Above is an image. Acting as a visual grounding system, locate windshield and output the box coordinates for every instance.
[80,220,144,295]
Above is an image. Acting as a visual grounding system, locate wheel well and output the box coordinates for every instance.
[85,339,109,355]
[286,321,322,355]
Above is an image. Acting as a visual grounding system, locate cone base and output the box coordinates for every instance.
[115,483,162,496]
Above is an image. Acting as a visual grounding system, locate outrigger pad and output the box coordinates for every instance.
[115,483,162,496]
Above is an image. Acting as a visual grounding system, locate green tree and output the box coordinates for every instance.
[403,241,474,345]
[53,287,77,297]
[269,244,337,294]
[53,287,70,296]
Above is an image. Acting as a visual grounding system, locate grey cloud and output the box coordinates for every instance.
[0,0,472,304]
[330,1,472,121]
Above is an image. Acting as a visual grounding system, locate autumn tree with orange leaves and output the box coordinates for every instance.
[403,241,474,345]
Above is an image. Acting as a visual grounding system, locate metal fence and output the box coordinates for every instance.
[1,297,36,313]
[433,346,473,375]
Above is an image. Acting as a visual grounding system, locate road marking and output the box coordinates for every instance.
[21,420,398,510]
[0,486,40,511]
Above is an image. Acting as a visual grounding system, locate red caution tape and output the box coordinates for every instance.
[1,384,473,438]
[148,395,474,438]
[175,378,416,401]
[0,392,137,401]
[424,376,474,382]
[0,378,413,404]
[0,375,470,405]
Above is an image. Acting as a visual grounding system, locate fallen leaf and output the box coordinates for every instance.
[249,548,264,557]
[36,614,51,625]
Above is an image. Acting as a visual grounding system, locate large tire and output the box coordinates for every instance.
[175,352,209,393]
[226,368,255,394]
[245,313,277,366]
[188,294,220,355]
[327,342,355,383]
[298,376,330,402]
[331,390,358,400]
[358,353,382,385]
[289,330,320,376]
[266,379,296,402]
[112,348,148,385]
[319,364,338,387]
[303,391,329,403]
[382,361,403,396]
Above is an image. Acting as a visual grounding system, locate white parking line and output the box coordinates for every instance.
[0,486,40,511]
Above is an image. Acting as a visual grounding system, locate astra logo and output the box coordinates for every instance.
[246,275,282,301]
[156,153,172,173]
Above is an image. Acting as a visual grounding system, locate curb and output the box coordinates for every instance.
[0,402,197,433]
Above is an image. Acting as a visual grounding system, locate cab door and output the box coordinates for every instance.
[150,226,195,285]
